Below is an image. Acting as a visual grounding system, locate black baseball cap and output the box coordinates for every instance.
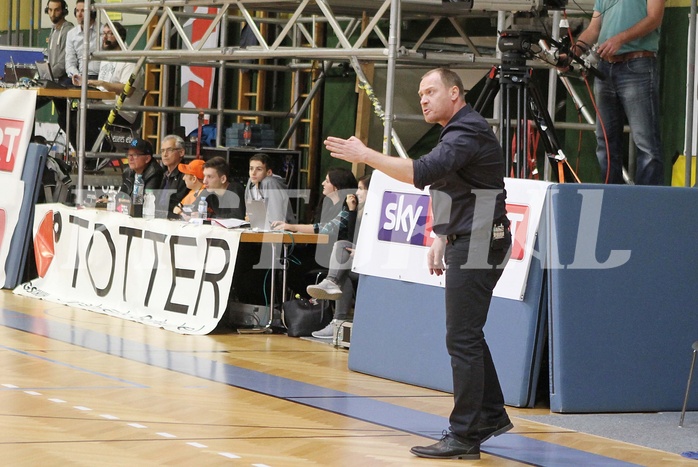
[128,137,153,156]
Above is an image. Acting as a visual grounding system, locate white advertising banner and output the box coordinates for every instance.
[15,204,241,334]
[0,176,26,287]
[0,88,36,287]
[353,172,550,301]
[180,7,220,136]
[0,88,35,177]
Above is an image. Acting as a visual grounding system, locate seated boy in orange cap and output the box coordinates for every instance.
[173,159,206,220]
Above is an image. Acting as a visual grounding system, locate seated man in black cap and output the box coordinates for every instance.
[119,137,164,196]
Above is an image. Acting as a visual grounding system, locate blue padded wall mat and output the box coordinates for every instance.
[547,184,698,412]
[348,242,547,408]
[4,143,47,289]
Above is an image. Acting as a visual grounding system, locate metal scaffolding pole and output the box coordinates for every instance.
[82,0,584,178]
[161,21,172,139]
[216,13,228,147]
[30,0,36,46]
[14,0,20,45]
[544,10,562,182]
[76,0,94,206]
[686,0,697,187]
[382,0,399,156]
[279,69,326,148]
[7,0,12,46]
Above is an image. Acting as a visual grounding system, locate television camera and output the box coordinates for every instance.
[444,0,571,12]
[473,28,604,182]
[498,29,604,80]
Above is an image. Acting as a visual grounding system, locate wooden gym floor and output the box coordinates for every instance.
[0,290,693,466]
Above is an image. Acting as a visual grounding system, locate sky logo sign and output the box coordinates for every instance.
[378,191,434,247]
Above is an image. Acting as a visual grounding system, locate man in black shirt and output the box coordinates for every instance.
[119,137,164,196]
[324,67,511,460]
[202,156,245,220]
[157,134,188,218]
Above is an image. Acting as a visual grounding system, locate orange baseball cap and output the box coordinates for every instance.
[178,159,205,180]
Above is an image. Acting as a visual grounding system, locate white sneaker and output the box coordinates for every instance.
[306,278,343,300]
[311,322,335,339]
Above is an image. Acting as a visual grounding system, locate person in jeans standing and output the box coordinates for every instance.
[568,0,665,185]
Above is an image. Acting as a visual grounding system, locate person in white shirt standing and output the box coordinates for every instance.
[64,0,100,84]
[59,0,100,151]
[87,22,145,126]
[77,22,146,154]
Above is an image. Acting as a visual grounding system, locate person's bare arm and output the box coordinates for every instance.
[87,79,125,94]
[573,11,602,54]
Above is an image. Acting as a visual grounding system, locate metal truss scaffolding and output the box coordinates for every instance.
[73,0,595,200]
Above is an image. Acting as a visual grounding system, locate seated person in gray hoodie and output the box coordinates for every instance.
[228,153,297,307]
[244,153,296,226]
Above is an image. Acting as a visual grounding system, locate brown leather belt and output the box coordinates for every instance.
[606,50,656,63]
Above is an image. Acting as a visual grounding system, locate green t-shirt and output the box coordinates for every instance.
[594,0,660,54]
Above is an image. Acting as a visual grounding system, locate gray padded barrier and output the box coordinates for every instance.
[547,184,698,412]
[348,238,547,408]
[4,143,47,289]
[349,183,698,412]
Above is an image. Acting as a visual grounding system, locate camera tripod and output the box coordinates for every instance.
[473,51,580,183]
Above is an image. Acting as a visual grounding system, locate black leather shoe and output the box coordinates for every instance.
[479,416,514,443]
[410,432,480,460]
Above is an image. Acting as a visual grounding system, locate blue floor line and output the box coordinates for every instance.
[0,308,639,466]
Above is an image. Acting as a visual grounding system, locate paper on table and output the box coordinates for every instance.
[211,218,250,229]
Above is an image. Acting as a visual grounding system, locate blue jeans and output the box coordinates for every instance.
[594,57,663,185]
[327,240,356,320]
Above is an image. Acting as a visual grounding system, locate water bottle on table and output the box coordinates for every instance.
[243,122,252,146]
[197,196,208,221]
[132,174,144,217]
[106,186,117,212]
[143,189,156,220]
[84,185,97,208]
